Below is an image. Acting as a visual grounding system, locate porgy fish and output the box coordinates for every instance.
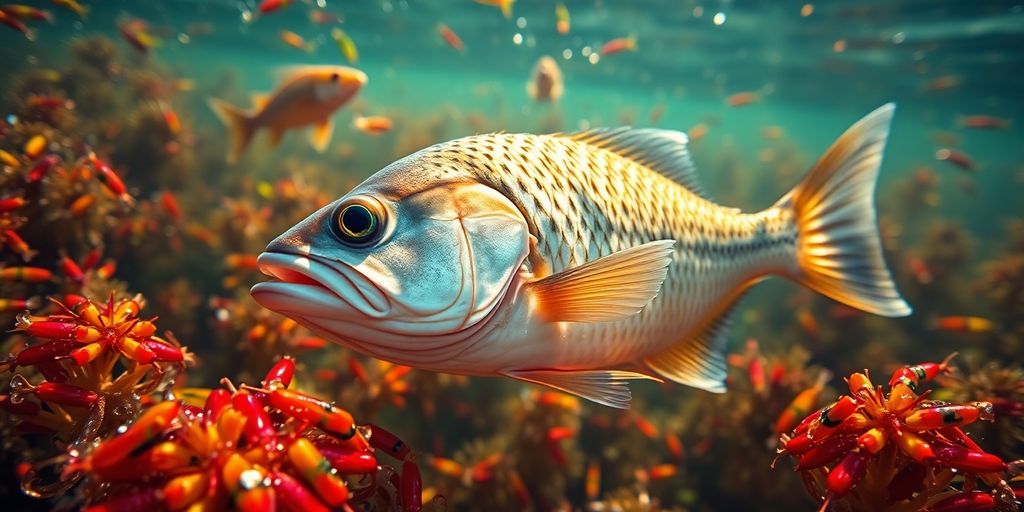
[208,65,367,164]
[252,104,911,408]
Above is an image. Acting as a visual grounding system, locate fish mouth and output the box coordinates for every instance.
[251,251,390,319]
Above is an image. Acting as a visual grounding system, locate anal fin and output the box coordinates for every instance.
[642,292,748,393]
[310,119,334,152]
[503,368,658,409]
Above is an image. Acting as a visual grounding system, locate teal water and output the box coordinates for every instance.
[1,1,1023,510]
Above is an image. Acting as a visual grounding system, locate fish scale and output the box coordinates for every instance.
[422,132,792,368]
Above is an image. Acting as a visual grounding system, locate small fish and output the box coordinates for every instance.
[0,9,32,38]
[907,256,932,285]
[67,194,95,216]
[648,464,677,480]
[26,154,59,183]
[119,18,161,55]
[935,147,975,172]
[0,197,26,212]
[1,5,53,22]
[726,91,760,107]
[207,65,367,163]
[225,253,260,271]
[309,9,341,25]
[279,29,313,52]
[775,371,830,434]
[88,153,133,204]
[664,432,684,461]
[253,104,911,408]
[600,35,637,56]
[158,102,181,134]
[473,0,513,19]
[634,415,658,438]
[259,0,291,14]
[796,308,819,337]
[555,3,570,34]
[2,230,35,261]
[353,115,393,135]
[51,0,87,18]
[28,95,74,110]
[688,123,708,141]
[160,190,183,221]
[526,56,563,103]
[23,135,47,159]
[585,460,600,500]
[0,266,52,282]
[428,456,464,479]
[957,115,1010,130]
[330,27,358,63]
[932,316,993,333]
[0,297,39,312]
[438,24,464,52]
[921,74,961,92]
[0,150,19,167]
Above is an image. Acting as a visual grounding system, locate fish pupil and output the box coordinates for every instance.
[340,204,375,239]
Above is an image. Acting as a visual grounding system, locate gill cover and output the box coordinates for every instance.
[271,181,530,338]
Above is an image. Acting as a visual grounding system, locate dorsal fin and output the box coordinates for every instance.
[562,128,709,199]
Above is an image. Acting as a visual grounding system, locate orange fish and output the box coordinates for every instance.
[932,316,993,333]
[775,371,829,434]
[634,416,658,439]
[688,123,708,141]
[935,147,975,172]
[555,3,570,35]
[279,29,312,52]
[600,35,637,56]
[207,65,367,163]
[921,75,962,92]
[308,9,341,24]
[119,18,161,55]
[160,190,182,221]
[2,230,35,261]
[796,308,819,337]
[957,115,1010,130]
[726,91,759,107]
[473,0,514,19]
[648,464,677,480]
[352,115,393,135]
[0,9,32,38]
[1,5,52,22]
[585,460,600,500]
[438,24,464,52]
[907,256,932,285]
[665,432,684,461]
[259,0,291,14]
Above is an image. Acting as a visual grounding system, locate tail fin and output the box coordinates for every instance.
[783,103,912,317]
[207,98,255,164]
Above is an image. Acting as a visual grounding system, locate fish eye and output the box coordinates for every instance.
[329,72,339,83]
[332,197,386,247]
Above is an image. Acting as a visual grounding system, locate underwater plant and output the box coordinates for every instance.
[775,355,1021,512]
[0,294,190,496]
[62,357,423,511]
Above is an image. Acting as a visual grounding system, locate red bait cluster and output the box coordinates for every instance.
[68,357,423,512]
[777,354,1021,511]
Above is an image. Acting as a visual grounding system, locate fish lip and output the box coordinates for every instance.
[252,251,390,318]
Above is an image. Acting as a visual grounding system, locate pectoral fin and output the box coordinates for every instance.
[526,240,675,323]
[503,369,658,409]
[310,119,334,152]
